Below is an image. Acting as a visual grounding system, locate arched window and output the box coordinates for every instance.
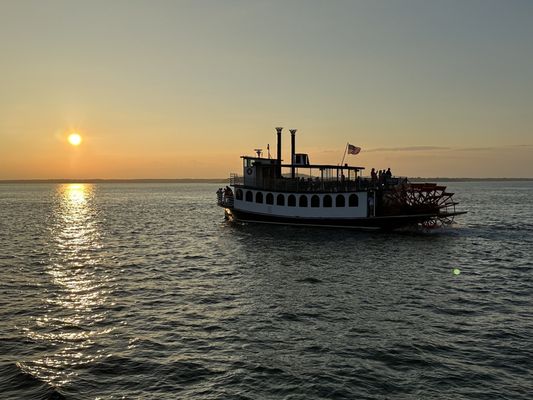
[323,195,332,208]
[288,195,296,207]
[336,194,345,207]
[245,191,253,202]
[266,193,274,205]
[299,195,308,207]
[349,194,359,207]
[277,194,285,206]
[256,192,263,203]
[236,189,243,200]
[311,195,320,208]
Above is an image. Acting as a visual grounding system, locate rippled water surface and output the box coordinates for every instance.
[1,182,532,399]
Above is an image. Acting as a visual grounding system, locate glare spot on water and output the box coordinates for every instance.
[20,183,110,388]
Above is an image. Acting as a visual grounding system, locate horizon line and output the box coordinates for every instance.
[1,177,532,184]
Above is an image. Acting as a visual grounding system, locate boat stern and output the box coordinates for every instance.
[216,186,234,209]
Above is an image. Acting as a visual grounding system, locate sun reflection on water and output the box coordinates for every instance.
[20,184,113,389]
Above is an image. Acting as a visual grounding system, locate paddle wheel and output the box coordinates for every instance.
[382,182,459,228]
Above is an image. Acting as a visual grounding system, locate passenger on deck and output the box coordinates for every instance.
[378,170,383,186]
[371,168,377,183]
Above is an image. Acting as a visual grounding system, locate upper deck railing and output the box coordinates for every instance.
[229,174,407,193]
[230,173,243,186]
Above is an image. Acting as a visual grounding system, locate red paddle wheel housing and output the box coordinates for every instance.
[381,183,459,228]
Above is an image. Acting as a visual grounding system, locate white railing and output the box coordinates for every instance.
[216,189,234,208]
[230,173,243,185]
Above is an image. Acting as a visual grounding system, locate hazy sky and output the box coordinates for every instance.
[1,0,532,178]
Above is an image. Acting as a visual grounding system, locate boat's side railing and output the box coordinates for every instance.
[221,196,234,208]
[230,173,243,186]
[217,191,234,208]
[229,174,408,193]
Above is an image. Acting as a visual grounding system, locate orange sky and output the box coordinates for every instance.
[1,1,532,179]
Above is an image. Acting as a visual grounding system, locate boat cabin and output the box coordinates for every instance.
[234,128,365,193]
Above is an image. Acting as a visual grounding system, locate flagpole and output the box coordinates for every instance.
[340,142,348,166]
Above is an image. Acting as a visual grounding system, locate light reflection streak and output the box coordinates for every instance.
[20,184,113,388]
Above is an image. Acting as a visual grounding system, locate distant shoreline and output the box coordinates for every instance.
[0,177,532,184]
[0,178,228,184]
[408,177,533,182]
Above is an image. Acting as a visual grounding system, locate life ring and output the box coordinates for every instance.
[246,168,253,175]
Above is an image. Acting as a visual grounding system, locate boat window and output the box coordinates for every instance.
[336,194,345,207]
[256,192,263,203]
[349,194,359,207]
[245,191,253,202]
[311,195,320,208]
[266,193,274,205]
[288,195,296,207]
[277,194,285,206]
[299,195,308,207]
[323,195,332,208]
[236,189,243,200]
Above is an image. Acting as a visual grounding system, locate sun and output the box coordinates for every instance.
[68,133,82,146]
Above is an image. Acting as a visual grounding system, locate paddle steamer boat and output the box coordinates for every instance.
[217,128,465,229]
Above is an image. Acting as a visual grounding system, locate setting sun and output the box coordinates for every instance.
[68,133,82,146]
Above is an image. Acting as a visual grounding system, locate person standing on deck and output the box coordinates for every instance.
[371,168,377,184]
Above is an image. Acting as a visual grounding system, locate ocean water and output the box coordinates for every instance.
[0,182,532,399]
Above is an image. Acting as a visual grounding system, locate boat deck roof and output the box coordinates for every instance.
[240,156,365,171]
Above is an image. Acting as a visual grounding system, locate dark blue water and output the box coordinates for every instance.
[1,182,532,399]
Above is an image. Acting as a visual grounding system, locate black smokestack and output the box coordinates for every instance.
[290,129,297,178]
[276,127,283,178]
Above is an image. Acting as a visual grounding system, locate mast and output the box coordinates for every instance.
[340,142,348,166]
